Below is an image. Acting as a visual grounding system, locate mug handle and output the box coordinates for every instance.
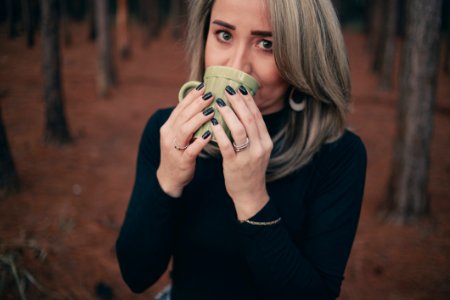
[178,81,201,102]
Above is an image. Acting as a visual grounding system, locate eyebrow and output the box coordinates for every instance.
[251,30,272,37]
[212,20,235,30]
[212,19,272,37]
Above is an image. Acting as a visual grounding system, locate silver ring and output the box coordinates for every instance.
[173,137,189,151]
[233,137,250,152]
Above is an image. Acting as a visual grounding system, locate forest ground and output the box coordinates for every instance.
[0,22,449,299]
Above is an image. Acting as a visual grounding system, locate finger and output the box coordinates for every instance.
[178,82,205,108]
[236,85,272,143]
[225,85,261,142]
[254,111,271,145]
[171,93,213,132]
[175,107,215,146]
[174,92,215,129]
[183,129,212,161]
[210,119,236,160]
[170,83,206,124]
[214,97,248,146]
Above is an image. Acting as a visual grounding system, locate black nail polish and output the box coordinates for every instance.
[238,85,248,95]
[202,91,213,100]
[225,85,236,95]
[216,98,226,107]
[196,82,205,90]
[211,118,219,126]
[202,130,211,139]
[203,107,214,116]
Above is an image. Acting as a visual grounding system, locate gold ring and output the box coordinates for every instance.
[232,137,250,152]
[173,137,189,151]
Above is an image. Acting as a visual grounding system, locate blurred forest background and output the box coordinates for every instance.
[0,0,449,299]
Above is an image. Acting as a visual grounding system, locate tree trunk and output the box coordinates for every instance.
[379,0,399,90]
[331,0,343,22]
[363,0,372,35]
[21,0,35,47]
[95,0,117,96]
[384,0,443,224]
[141,0,163,46]
[117,0,131,58]
[87,0,97,41]
[171,0,187,39]
[370,0,386,73]
[41,0,72,144]
[397,0,407,38]
[61,0,72,46]
[0,101,20,199]
[6,0,18,39]
[445,5,450,73]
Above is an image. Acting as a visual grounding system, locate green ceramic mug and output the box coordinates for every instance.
[178,66,260,142]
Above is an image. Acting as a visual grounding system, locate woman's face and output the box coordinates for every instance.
[205,0,289,115]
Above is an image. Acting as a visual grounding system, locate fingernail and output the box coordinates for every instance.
[238,85,248,95]
[225,85,236,95]
[202,91,213,100]
[216,98,226,107]
[202,130,211,139]
[203,107,214,116]
[211,118,219,126]
[196,82,205,90]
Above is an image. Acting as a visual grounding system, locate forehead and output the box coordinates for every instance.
[210,0,271,30]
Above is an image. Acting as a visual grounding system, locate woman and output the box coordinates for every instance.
[116,0,366,299]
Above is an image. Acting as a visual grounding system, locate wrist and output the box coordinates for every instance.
[156,168,183,198]
[233,193,270,221]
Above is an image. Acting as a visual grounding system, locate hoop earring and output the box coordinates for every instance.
[288,88,306,112]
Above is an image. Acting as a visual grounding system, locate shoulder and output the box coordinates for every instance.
[305,130,367,208]
[145,107,174,129]
[142,107,175,136]
[312,130,367,178]
[139,107,174,148]
[320,130,366,162]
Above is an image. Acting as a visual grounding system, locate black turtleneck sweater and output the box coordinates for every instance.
[116,107,367,300]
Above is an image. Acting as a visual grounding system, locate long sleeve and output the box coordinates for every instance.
[116,109,178,293]
[238,132,367,299]
[116,108,367,299]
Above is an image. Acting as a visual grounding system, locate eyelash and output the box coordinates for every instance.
[214,30,273,52]
[216,30,232,43]
[258,40,273,52]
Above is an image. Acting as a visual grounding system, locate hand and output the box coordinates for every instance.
[157,84,215,197]
[210,85,272,220]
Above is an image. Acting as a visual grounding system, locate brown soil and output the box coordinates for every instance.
[1,23,449,299]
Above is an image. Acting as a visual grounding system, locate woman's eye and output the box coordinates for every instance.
[217,31,232,42]
[258,40,273,51]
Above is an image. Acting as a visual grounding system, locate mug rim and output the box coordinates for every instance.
[204,66,260,92]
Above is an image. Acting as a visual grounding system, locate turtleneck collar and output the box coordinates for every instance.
[262,105,289,137]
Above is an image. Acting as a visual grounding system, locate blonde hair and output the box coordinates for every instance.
[186,0,351,181]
